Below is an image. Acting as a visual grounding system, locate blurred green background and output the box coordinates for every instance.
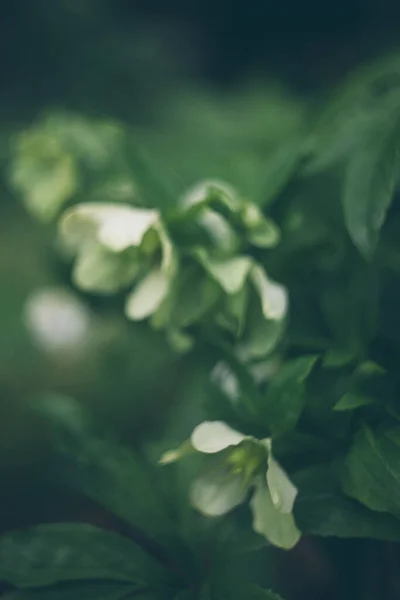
[1,2,400,598]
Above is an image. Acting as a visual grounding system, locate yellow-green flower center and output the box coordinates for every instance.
[226,440,267,482]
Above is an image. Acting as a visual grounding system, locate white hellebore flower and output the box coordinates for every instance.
[161,420,300,550]
[59,202,176,321]
[24,287,91,354]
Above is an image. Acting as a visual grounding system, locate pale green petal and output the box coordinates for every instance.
[152,220,176,275]
[72,244,140,294]
[266,457,298,514]
[240,202,280,248]
[195,250,252,295]
[251,479,301,549]
[190,464,249,516]
[159,449,182,465]
[251,265,288,321]
[247,219,280,249]
[125,269,169,321]
[60,203,159,253]
[159,441,193,465]
[181,179,239,213]
[198,209,240,253]
[191,421,246,454]
[97,207,159,251]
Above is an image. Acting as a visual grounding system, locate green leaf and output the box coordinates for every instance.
[259,356,317,435]
[171,266,221,328]
[257,140,305,208]
[213,511,269,556]
[294,465,400,541]
[238,315,284,361]
[333,392,375,411]
[124,135,183,214]
[166,328,194,353]
[341,426,400,518]
[0,524,168,589]
[250,479,300,549]
[34,395,177,543]
[2,582,139,600]
[125,269,170,321]
[173,591,198,600]
[237,289,285,361]
[320,261,379,366]
[212,581,284,600]
[343,102,400,258]
[305,109,375,174]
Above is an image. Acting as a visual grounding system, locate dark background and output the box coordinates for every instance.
[2,0,400,122]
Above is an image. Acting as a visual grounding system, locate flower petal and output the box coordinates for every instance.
[240,202,280,249]
[190,464,248,516]
[73,244,140,294]
[198,209,240,254]
[154,221,176,275]
[266,456,298,514]
[191,421,246,454]
[60,203,159,253]
[195,250,252,295]
[125,269,169,321]
[98,207,159,252]
[251,265,288,321]
[250,479,301,549]
[181,179,239,213]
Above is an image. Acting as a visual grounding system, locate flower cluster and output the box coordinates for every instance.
[10,112,133,223]
[161,420,300,549]
[58,180,288,357]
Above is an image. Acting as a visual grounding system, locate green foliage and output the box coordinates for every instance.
[256,356,317,435]
[3,582,142,600]
[0,523,169,588]
[33,395,180,545]
[294,465,400,541]
[343,98,400,258]
[341,426,400,518]
[7,53,400,599]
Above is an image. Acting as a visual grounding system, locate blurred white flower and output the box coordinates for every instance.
[24,287,91,354]
[211,361,240,402]
[160,420,301,549]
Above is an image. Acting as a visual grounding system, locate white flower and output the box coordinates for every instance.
[161,420,301,549]
[58,203,176,321]
[59,203,160,255]
[24,287,91,354]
